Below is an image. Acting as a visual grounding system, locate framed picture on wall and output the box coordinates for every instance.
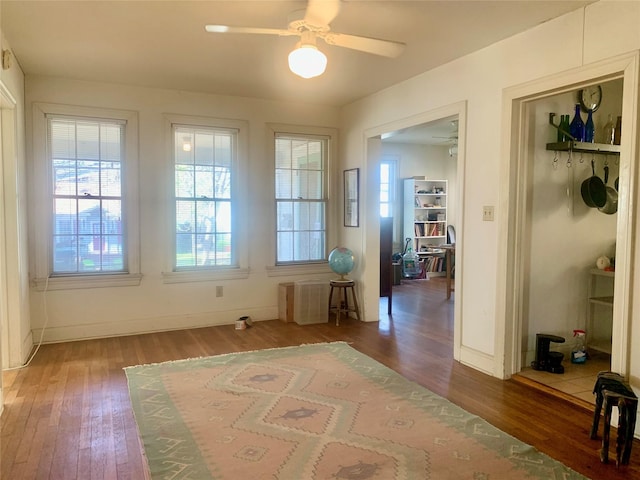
[344,168,359,227]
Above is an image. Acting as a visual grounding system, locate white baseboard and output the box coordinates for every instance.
[32,306,279,344]
[458,345,495,377]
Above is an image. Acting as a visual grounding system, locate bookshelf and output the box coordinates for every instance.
[403,177,448,276]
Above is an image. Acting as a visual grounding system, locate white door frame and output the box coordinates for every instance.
[496,52,639,378]
[0,80,17,373]
[363,101,467,361]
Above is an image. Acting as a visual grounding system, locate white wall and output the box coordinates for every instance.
[523,80,622,363]
[340,1,640,376]
[381,142,457,248]
[25,76,340,342]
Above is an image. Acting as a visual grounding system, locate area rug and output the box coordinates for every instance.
[124,342,588,479]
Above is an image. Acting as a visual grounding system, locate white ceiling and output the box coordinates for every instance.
[382,116,459,146]
[2,0,594,110]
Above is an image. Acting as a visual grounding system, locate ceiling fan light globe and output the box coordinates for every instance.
[288,45,327,78]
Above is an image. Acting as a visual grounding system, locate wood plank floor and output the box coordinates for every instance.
[2,277,639,479]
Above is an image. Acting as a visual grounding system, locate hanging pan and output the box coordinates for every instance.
[598,165,618,215]
[581,159,606,208]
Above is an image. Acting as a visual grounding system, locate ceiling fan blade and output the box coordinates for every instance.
[322,32,405,58]
[304,0,341,28]
[205,25,294,36]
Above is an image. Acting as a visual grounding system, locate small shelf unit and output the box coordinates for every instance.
[586,268,614,355]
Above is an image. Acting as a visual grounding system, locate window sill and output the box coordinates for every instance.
[33,273,143,291]
[162,268,250,284]
[266,262,331,277]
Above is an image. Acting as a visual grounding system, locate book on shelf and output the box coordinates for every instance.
[422,255,444,273]
[428,223,445,237]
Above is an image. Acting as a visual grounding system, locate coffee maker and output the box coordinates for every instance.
[531,333,565,374]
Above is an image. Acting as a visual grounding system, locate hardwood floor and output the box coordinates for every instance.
[2,277,639,479]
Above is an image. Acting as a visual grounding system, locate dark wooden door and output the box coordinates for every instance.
[380,217,393,314]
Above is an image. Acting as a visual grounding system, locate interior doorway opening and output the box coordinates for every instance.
[512,78,623,404]
[364,101,466,362]
[499,53,639,404]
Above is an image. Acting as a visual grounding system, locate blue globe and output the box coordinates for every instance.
[328,247,355,278]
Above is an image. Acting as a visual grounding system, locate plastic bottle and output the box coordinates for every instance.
[571,329,587,364]
[402,242,420,279]
[569,104,585,142]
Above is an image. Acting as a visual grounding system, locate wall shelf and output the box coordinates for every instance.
[546,141,621,155]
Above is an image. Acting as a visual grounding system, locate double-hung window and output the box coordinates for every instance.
[173,125,235,269]
[32,103,140,289]
[275,134,328,264]
[49,116,126,274]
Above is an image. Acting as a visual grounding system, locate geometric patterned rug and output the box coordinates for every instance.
[124,342,589,479]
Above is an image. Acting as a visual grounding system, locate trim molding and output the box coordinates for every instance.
[458,346,495,377]
[33,274,143,291]
[33,306,279,344]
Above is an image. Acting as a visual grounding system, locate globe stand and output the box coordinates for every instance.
[328,278,360,326]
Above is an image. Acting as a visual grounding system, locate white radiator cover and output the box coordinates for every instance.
[293,280,330,325]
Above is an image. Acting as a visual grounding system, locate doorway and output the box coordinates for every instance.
[497,53,639,391]
[513,79,623,403]
[364,101,466,362]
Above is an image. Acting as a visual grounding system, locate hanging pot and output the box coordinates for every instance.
[599,165,618,215]
[580,159,606,208]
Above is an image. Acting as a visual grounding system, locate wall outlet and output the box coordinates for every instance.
[482,206,495,221]
[216,286,223,297]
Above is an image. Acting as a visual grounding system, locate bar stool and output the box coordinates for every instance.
[328,279,360,326]
[591,371,638,466]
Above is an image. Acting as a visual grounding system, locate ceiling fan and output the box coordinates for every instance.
[433,134,458,142]
[205,0,406,78]
[432,120,459,144]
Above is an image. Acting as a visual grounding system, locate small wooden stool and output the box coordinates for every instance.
[591,371,638,466]
[328,279,360,326]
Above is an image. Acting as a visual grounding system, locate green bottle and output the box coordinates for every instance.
[558,115,570,142]
[556,115,565,142]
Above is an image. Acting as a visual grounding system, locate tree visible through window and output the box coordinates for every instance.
[174,125,235,268]
[49,116,125,274]
[275,134,327,264]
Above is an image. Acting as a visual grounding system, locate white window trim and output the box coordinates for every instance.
[266,123,337,277]
[161,114,249,284]
[380,154,398,218]
[31,103,141,290]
